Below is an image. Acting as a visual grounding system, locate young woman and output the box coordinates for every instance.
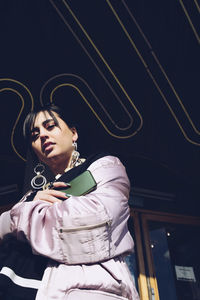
[0,105,139,300]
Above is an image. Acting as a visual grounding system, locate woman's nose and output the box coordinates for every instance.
[40,128,49,139]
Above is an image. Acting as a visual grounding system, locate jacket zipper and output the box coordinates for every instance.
[59,220,112,233]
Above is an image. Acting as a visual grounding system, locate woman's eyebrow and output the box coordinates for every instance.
[31,119,53,133]
[43,119,54,126]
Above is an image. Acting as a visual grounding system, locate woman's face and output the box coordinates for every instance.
[31,111,78,167]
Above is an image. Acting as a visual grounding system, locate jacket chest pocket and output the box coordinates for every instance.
[65,289,129,300]
[58,219,114,264]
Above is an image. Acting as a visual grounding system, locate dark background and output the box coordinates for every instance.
[0,0,200,214]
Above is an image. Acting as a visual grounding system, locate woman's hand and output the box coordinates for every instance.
[33,182,69,204]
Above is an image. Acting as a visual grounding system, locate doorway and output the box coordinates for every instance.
[130,210,200,300]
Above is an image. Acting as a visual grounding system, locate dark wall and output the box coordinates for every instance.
[0,0,200,213]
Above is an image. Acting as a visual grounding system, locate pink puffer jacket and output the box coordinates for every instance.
[3,156,140,299]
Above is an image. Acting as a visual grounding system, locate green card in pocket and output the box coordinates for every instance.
[59,170,97,197]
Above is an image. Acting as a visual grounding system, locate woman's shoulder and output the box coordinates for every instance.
[87,153,130,188]
[87,153,124,171]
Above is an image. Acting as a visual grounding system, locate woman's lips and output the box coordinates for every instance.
[43,142,55,153]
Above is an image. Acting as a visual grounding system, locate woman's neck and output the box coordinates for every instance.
[48,153,73,176]
[48,150,84,177]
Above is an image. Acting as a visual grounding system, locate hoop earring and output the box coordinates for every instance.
[31,163,47,190]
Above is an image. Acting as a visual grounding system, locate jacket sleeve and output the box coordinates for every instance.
[0,211,12,239]
[10,156,133,264]
[0,191,33,240]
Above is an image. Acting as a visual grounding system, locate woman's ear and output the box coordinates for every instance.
[71,127,78,142]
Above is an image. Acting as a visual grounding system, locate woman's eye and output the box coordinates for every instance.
[32,134,39,141]
[47,124,55,130]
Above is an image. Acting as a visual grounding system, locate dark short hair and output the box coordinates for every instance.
[23,104,75,148]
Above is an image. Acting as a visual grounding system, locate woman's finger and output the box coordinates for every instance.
[52,181,71,188]
[47,189,68,199]
[36,194,62,204]
[33,189,68,203]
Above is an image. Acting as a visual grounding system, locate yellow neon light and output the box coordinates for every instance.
[107,0,200,145]
[50,83,141,138]
[179,0,200,44]
[49,0,143,138]
[0,78,34,160]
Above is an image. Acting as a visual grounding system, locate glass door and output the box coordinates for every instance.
[140,212,200,300]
